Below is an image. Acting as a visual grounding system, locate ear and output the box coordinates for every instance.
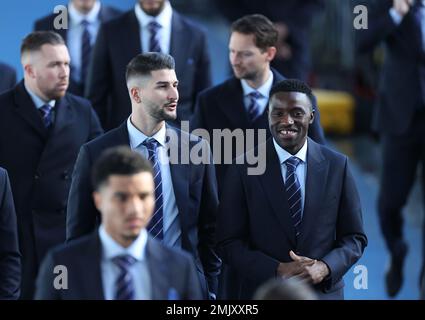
[309,110,315,124]
[265,46,277,62]
[130,87,142,104]
[24,64,35,79]
[93,191,102,211]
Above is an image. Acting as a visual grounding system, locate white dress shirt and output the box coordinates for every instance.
[134,0,172,54]
[241,70,274,116]
[273,138,308,218]
[99,226,151,300]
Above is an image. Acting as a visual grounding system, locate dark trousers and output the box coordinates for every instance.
[377,110,425,288]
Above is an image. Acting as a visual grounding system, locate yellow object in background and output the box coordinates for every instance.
[313,89,355,135]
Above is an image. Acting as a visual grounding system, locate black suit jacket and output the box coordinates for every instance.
[34,5,122,97]
[0,63,16,94]
[191,68,326,192]
[66,122,220,297]
[35,231,202,299]
[0,167,21,299]
[217,138,367,299]
[0,81,103,298]
[356,0,425,135]
[87,9,212,130]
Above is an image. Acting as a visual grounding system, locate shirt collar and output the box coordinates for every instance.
[69,0,101,26]
[241,70,274,99]
[273,138,308,165]
[24,82,55,109]
[127,117,167,149]
[134,0,172,30]
[99,225,148,262]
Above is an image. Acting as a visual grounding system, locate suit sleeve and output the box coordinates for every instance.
[197,140,221,296]
[217,164,281,285]
[86,23,112,128]
[67,145,99,241]
[320,158,367,287]
[34,252,60,300]
[0,170,21,300]
[184,255,204,300]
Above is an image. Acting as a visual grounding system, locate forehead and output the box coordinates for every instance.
[270,91,311,110]
[105,172,154,192]
[149,69,177,83]
[229,32,257,49]
[37,44,69,61]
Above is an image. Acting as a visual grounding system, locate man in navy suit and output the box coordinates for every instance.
[217,79,367,300]
[34,0,121,96]
[0,31,103,299]
[87,0,212,130]
[0,167,21,300]
[356,0,425,298]
[0,62,16,93]
[192,14,325,194]
[35,146,202,300]
[67,52,220,299]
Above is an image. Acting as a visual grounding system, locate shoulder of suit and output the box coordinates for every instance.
[0,62,15,75]
[198,77,239,99]
[174,11,207,35]
[48,233,95,260]
[309,138,348,163]
[148,237,193,265]
[64,93,93,110]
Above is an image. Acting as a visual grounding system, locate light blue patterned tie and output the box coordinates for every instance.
[285,156,302,238]
[148,21,162,52]
[39,104,54,128]
[247,91,262,122]
[143,138,164,240]
[113,254,136,300]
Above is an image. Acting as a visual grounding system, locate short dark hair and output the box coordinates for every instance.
[92,146,153,191]
[126,52,175,82]
[21,31,65,56]
[269,79,316,111]
[231,14,278,51]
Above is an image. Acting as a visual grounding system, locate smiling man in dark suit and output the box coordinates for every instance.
[217,79,367,300]
[35,146,202,300]
[0,167,21,300]
[0,31,103,299]
[34,0,121,96]
[0,62,17,94]
[67,52,220,299]
[87,0,212,130]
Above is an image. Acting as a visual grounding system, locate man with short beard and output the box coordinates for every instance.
[0,31,103,299]
[87,0,212,130]
[67,52,221,300]
[34,0,121,97]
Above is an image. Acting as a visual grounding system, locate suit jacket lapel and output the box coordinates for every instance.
[146,238,170,299]
[258,138,297,246]
[51,96,74,135]
[124,11,142,54]
[219,78,250,129]
[13,81,48,139]
[82,233,105,299]
[298,138,328,248]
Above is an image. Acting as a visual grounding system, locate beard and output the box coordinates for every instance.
[150,104,177,122]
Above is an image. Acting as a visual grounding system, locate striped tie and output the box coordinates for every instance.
[39,104,54,128]
[113,254,136,300]
[285,157,303,238]
[247,91,262,122]
[143,138,164,240]
[148,21,162,52]
[81,19,92,85]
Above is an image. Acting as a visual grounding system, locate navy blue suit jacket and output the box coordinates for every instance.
[35,232,202,299]
[191,68,326,193]
[0,63,16,94]
[34,5,122,97]
[66,122,221,297]
[356,0,425,135]
[217,138,367,299]
[87,9,212,130]
[0,81,103,298]
[0,167,21,299]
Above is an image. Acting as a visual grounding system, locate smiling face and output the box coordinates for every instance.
[94,172,155,247]
[268,91,314,155]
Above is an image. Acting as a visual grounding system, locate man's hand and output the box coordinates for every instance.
[393,0,414,16]
[277,251,330,285]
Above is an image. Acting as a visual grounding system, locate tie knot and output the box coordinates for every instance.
[40,104,53,115]
[113,254,137,270]
[248,91,262,100]
[285,156,301,170]
[142,138,159,150]
[148,20,161,32]
[81,19,90,27]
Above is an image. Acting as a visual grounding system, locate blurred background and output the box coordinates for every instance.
[0,0,423,300]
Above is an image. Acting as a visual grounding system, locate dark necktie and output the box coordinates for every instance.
[285,156,303,238]
[81,19,92,84]
[142,138,164,240]
[148,21,162,52]
[39,104,54,128]
[113,254,136,300]
[247,91,262,122]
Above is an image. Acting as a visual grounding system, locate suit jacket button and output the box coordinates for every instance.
[34,173,40,180]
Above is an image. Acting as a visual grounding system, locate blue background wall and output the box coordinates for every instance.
[0,1,135,78]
